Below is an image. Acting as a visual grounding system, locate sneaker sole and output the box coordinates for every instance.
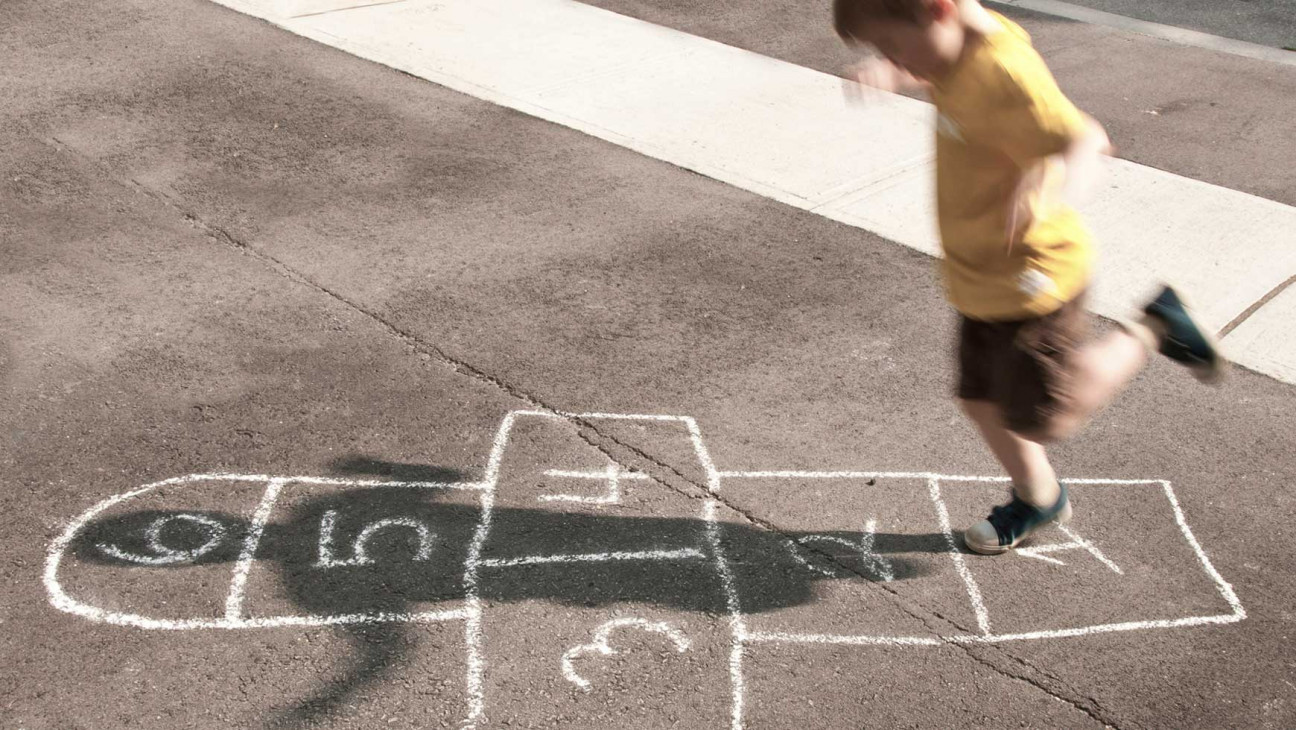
[963,500,1073,555]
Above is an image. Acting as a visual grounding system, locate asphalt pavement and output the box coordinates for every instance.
[1034,0,1296,49]
[3,1,1295,728]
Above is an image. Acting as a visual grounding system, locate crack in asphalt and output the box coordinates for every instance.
[572,428,1121,729]
[43,132,1121,729]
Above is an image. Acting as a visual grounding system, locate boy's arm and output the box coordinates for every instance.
[842,57,931,103]
[1007,114,1112,245]
[987,52,1110,246]
[1057,114,1113,205]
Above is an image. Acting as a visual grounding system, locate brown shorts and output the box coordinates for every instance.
[957,293,1090,434]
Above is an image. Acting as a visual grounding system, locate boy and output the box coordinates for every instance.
[832,0,1225,554]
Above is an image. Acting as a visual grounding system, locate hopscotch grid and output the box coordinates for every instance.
[44,411,1248,730]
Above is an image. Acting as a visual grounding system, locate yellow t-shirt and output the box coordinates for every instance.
[929,12,1094,320]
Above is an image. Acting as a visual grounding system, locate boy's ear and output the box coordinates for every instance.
[927,0,957,22]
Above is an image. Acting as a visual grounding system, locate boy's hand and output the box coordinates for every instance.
[841,58,927,104]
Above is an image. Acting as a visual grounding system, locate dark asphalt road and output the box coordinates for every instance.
[4,0,1295,728]
[1050,0,1296,50]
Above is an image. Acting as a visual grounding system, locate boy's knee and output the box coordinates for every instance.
[1017,412,1083,444]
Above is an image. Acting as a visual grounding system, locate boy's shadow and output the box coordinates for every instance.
[72,457,953,727]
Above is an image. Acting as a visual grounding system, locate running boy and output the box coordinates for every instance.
[832,0,1225,553]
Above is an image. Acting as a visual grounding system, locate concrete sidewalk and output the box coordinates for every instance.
[218,0,1296,383]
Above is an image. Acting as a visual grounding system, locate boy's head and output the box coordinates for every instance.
[833,0,967,80]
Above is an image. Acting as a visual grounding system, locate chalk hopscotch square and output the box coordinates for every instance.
[936,479,1243,638]
[720,476,981,639]
[52,476,266,624]
[482,413,708,563]
[480,599,733,728]
[235,480,483,622]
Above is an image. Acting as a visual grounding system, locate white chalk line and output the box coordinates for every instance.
[284,475,486,490]
[561,617,691,690]
[510,408,687,423]
[542,468,649,479]
[683,417,723,494]
[1013,548,1068,566]
[566,412,689,422]
[87,472,488,490]
[459,410,516,729]
[702,499,749,730]
[45,475,216,627]
[479,548,705,568]
[718,471,1162,485]
[42,607,472,631]
[927,478,992,636]
[1160,480,1246,619]
[225,478,287,621]
[1019,523,1122,574]
[746,610,1246,647]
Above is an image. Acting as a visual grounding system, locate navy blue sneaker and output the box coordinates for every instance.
[1143,285,1226,384]
[964,484,1072,555]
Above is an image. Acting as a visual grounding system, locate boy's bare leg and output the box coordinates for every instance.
[1067,327,1151,420]
[1030,326,1153,442]
[960,399,1059,508]
[961,399,1074,554]
[1048,285,1226,442]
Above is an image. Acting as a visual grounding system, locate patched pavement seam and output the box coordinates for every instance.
[1218,273,1296,338]
[37,130,1121,729]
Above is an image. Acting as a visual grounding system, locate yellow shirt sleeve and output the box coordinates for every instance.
[983,53,1089,168]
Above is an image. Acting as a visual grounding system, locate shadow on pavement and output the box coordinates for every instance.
[71,457,953,727]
